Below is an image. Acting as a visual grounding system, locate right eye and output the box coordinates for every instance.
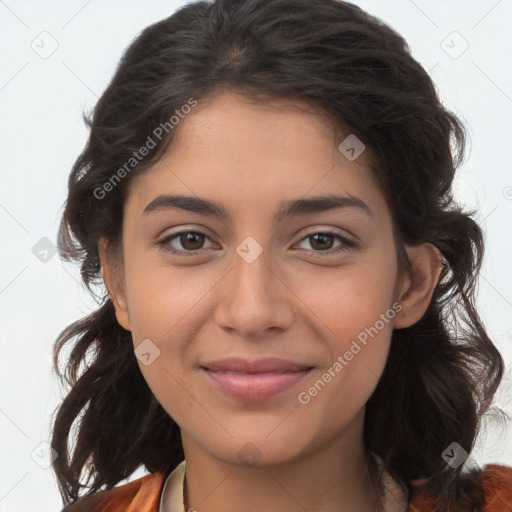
[158,230,217,256]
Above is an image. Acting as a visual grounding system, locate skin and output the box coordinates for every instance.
[100,90,443,512]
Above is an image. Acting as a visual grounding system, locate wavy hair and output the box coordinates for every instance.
[50,0,507,510]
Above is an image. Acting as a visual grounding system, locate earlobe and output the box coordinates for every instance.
[393,243,444,329]
[98,238,132,332]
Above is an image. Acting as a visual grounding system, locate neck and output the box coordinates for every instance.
[181,414,384,512]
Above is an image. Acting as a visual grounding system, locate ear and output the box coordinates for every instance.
[98,237,131,331]
[393,242,444,329]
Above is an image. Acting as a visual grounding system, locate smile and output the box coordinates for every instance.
[200,365,313,400]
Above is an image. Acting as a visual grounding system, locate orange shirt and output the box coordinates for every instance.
[61,461,512,512]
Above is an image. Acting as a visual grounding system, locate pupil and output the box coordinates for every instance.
[183,232,203,250]
[312,234,332,250]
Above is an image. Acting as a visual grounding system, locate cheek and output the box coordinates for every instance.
[123,255,215,342]
[292,256,398,346]
[122,260,203,418]
[296,311,393,442]
[138,359,198,433]
[293,260,397,407]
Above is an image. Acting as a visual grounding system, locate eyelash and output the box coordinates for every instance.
[157,229,354,257]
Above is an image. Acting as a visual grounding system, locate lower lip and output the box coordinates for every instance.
[201,368,312,401]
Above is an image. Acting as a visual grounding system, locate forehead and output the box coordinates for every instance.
[124,90,387,222]
[174,90,340,146]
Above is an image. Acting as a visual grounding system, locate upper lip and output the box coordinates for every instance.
[201,357,313,373]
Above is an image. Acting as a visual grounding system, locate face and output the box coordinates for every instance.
[101,90,438,468]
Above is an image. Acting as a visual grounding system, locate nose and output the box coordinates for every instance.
[214,246,295,338]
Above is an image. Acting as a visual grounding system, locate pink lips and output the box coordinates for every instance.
[200,357,313,401]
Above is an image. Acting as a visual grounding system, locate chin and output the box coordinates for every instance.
[204,434,307,468]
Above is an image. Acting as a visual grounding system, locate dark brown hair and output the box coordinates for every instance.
[51,0,507,510]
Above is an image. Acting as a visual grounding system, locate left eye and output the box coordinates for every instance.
[294,231,354,254]
[158,230,354,256]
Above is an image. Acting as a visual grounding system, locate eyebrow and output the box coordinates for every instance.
[143,193,372,222]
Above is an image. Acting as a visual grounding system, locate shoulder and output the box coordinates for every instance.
[408,464,512,512]
[60,472,166,512]
[480,463,512,511]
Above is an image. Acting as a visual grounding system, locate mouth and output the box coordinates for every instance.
[200,358,314,401]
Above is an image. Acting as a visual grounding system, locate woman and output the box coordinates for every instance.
[51,0,512,510]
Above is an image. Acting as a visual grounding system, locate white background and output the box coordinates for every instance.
[1,0,511,510]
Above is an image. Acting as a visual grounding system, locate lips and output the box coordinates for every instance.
[200,358,313,400]
[202,357,312,373]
